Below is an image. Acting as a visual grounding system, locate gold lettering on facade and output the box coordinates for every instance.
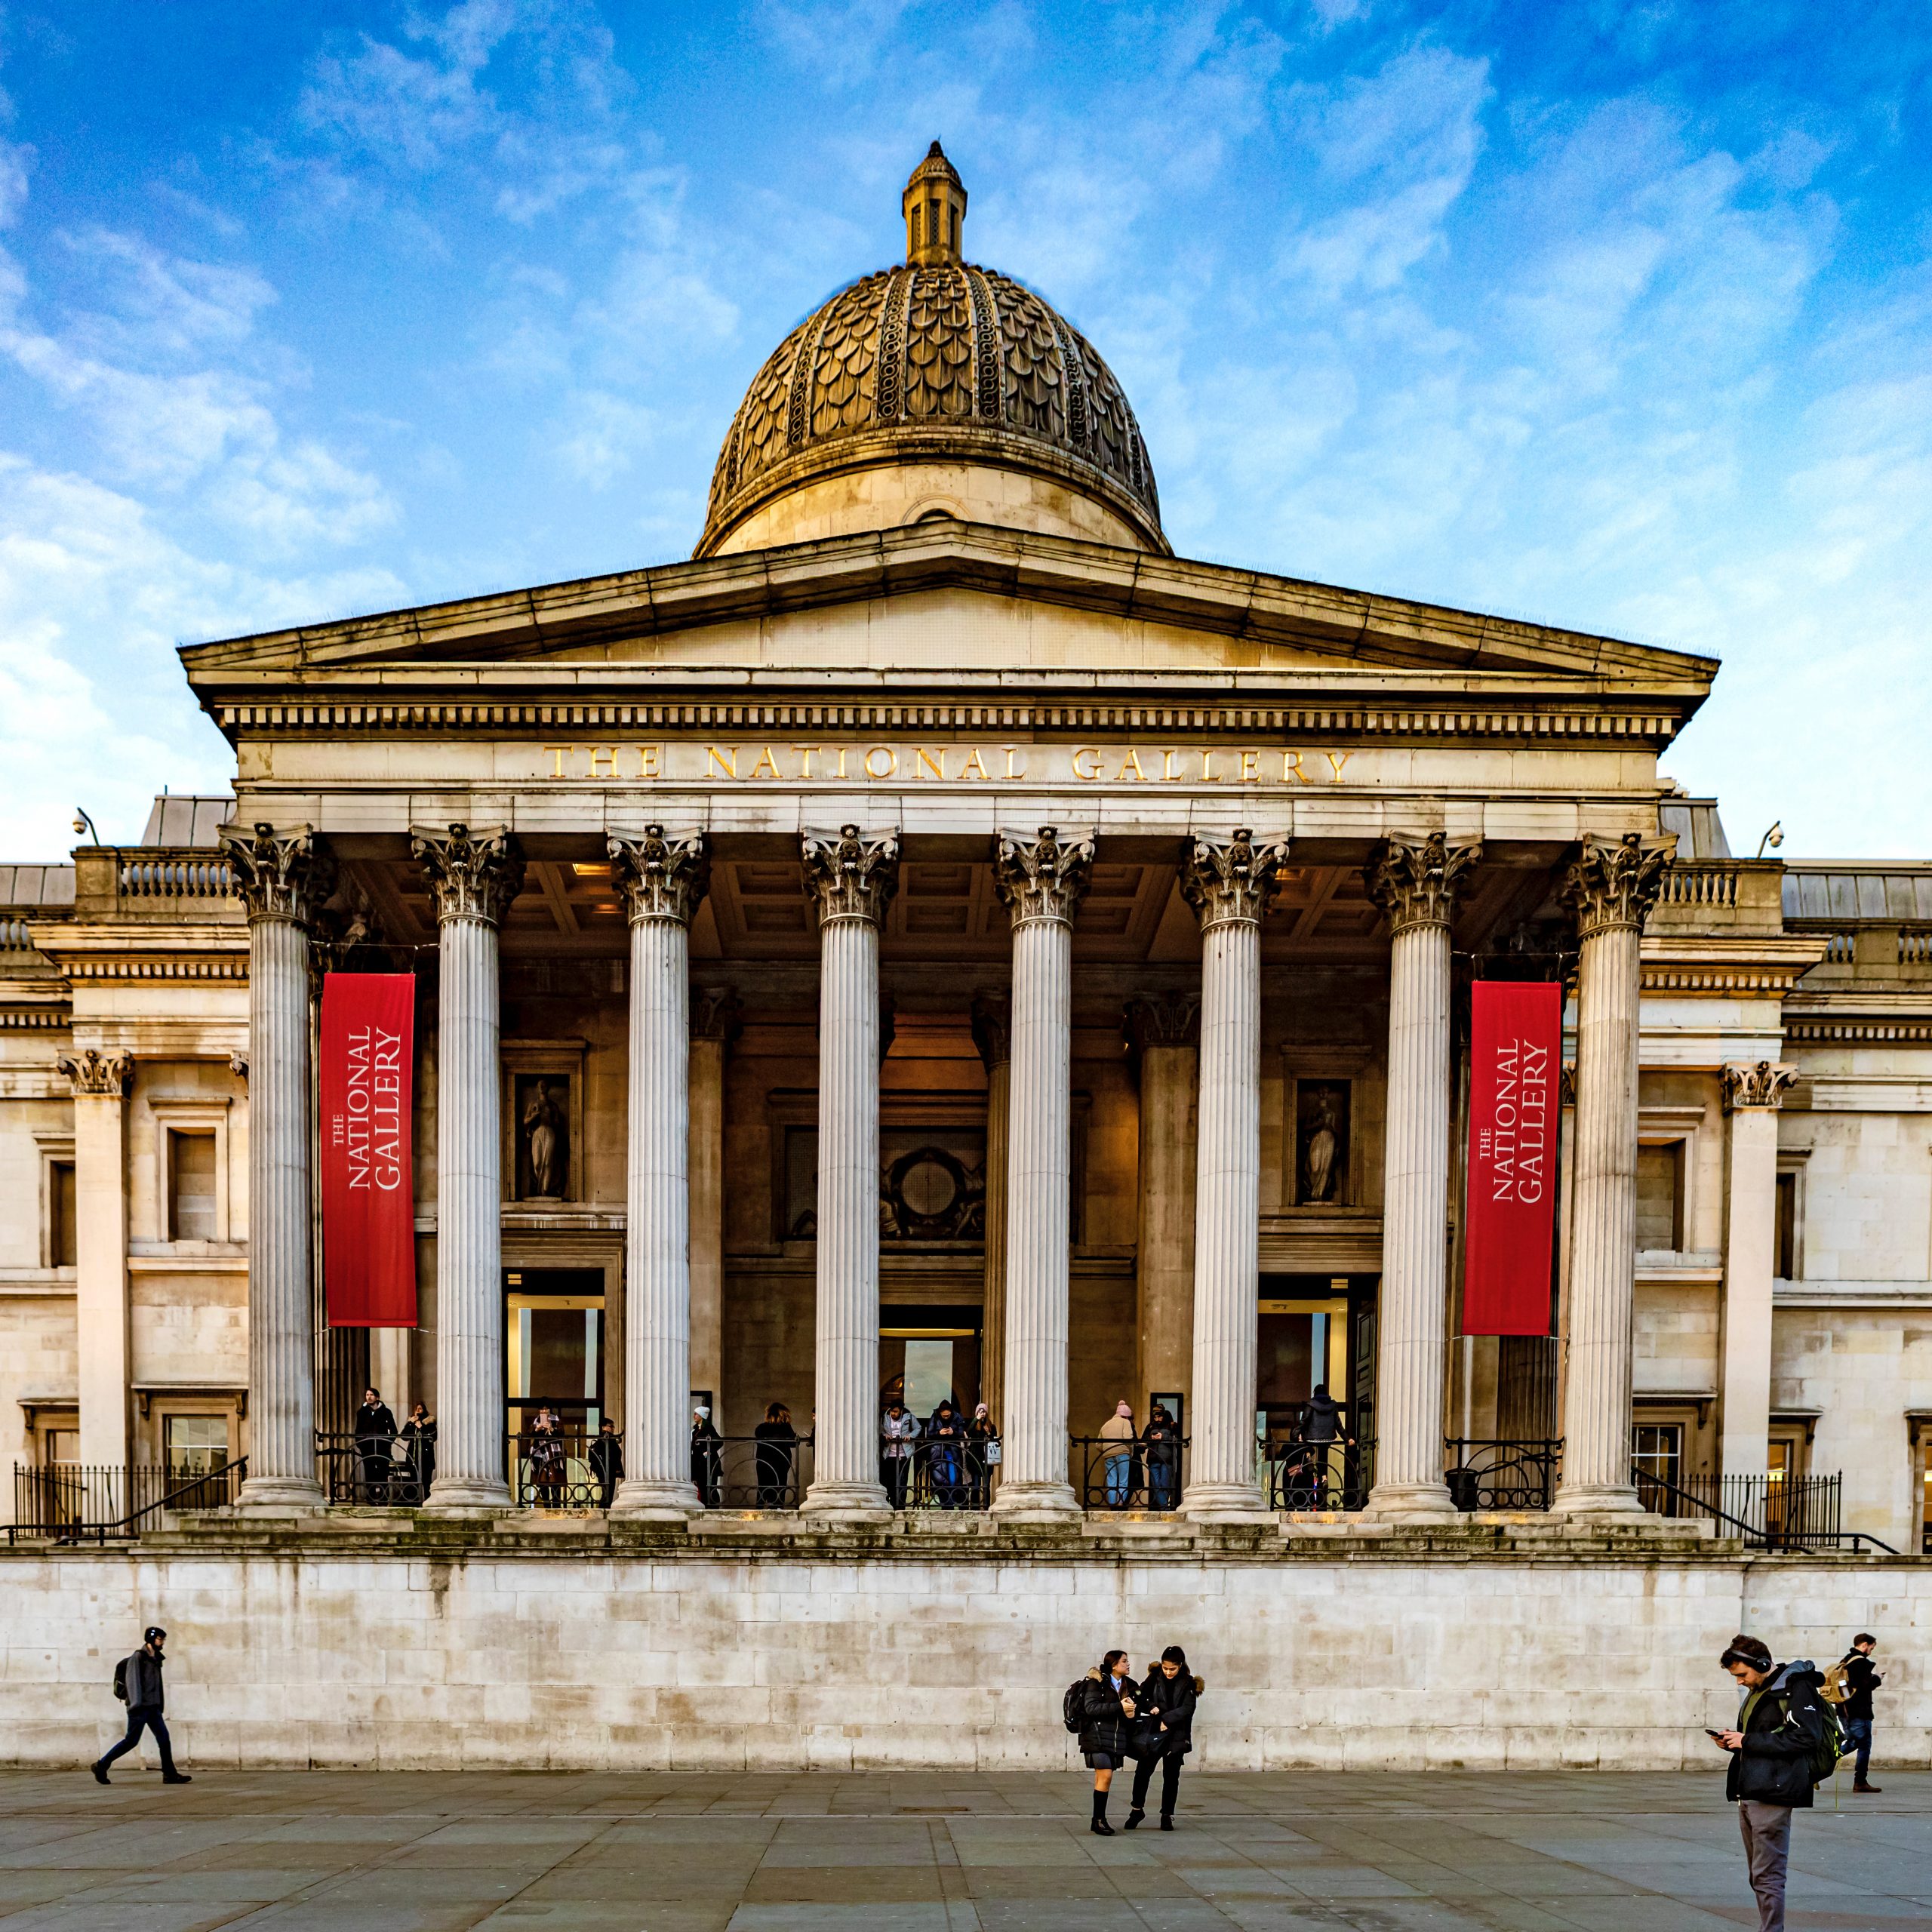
[1238,749,1260,784]
[706,746,738,779]
[748,745,783,780]
[586,746,618,780]
[1161,749,1185,781]
[1200,749,1220,782]
[1326,751,1352,780]
[864,746,897,780]
[1072,747,1103,780]
[1116,748,1147,782]
[545,745,570,778]
[1282,751,1309,784]
[793,745,818,779]
[958,746,991,780]
[1004,746,1025,779]
[914,746,946,781]
[637,745,661,779]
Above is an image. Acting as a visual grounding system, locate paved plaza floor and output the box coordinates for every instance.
[0,1766,1924,1930]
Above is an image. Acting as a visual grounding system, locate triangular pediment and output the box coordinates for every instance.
[180,519,1715,722]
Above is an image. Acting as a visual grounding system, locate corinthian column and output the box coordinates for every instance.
[1718,1060,1798,1482]
[223,822,335,1509]
[1178,832,1288,1518]
[989,826,1093,1519]
[1364,831,1480,1517]
[800,824,900,1515]
[1552,832,1673,1515]
[412,823,524,1511]
[608,828,709,1518]
[971,993,1011,1434]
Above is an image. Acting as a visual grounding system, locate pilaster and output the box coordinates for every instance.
[59,1050,133,1477]
[1124,993,1199,1433]
[971,992,1012,1436]
[1718,1061,1798,1483]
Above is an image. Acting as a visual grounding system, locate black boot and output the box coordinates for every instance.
[89,1762,108,1786]
[1123,1807,1144,1830]
[1159,1814,1174,1831]
[1090,1790,1113,1836]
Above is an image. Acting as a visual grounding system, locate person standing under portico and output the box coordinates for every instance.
[1099,1400,1136,1506]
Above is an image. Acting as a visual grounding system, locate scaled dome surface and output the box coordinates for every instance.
[696,143,1166,558]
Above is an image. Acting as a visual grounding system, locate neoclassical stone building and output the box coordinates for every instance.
[2,149,1926,1769]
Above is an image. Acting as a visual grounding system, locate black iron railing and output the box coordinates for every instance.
[1070,1435,1189,1511]
[1445,1439,1561,1511]
[1269,1435,1375,1511]
[515,1431,611,1509]
[8,1458,246,1543]
[316,1432,432,1506]
[1634,1467,1893,1551]
[699,1434,815,1509]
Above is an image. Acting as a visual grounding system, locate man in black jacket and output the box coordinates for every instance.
[355,1387,397,1501]
[1839,1632,1883,1792]
[1712,1634,1825,1932]
[91,1627,190,1786]
[589,1418,623,1510]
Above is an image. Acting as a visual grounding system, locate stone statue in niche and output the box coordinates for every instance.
[518,1076,569,1200]
[1297,1081,1349,1206]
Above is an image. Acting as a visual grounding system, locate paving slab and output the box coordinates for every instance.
[0,1770,1924,1929]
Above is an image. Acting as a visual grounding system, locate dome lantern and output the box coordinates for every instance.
[903,140,966,266]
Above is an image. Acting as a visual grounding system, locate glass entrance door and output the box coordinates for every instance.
[504,1267,607,1438]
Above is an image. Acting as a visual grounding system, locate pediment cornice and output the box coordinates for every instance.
[180,521,1716,744]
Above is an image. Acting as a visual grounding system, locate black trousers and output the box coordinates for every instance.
[99,1706,177,1775]
[1130,1750,1183,1815]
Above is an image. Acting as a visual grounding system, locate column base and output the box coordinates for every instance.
[1182,1480,1270,1524]
[1548,1481,1644,1518]
[424,1475,515,1513]
[608,1478,703,1521]
[989,1478,1081,1521]
[1364,1480,1457,1521]
[799,1478,892,1522]
[234,1474,327,1514]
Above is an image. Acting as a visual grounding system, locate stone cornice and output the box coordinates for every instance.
[1638,935,1826,998]
[180,522,1715,733]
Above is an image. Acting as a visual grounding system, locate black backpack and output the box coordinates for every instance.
[1063,1678,1088,1735]
[112,1656,128,1703]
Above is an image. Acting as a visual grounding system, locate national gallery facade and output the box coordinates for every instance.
[2,149,1925,1770]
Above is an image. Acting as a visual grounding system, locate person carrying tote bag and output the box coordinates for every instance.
[1125,1645,1201,1832]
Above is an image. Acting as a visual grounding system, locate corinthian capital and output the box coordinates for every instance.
[1365,832,1481,934]
[802,824,900,925]
[1722,1061,1798,1112]
[970,992,1011,1072]
[221,822,335,925]
[995,826,1094,926]
[1124,991,1201,1055]
[1180,829,1290,930]
[1561,832,1675,940]
[411,823,525,926]
[57,1048,132,1097]
[609,826,709,925]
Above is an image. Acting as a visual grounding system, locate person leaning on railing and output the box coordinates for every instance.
[690,1403,722,1507]
[966,1402,1000,1508]
[354,1387,397,1502]
[589,1417,622,1510]
[926,1399,968,1508]
[1099,1401,1137,1505]
[754,1402,797,1508]
[880,1400,918,1510]
[1142,1404,1181,1511]
[398,1402,435,1500]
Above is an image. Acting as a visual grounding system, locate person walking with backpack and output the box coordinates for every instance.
[1124,1645,1200,1832]
[1711,1634,1832,1932]
[1066,1649,1137,1835]
[1831,1632,1883,1792]
[91,1627,189,1786]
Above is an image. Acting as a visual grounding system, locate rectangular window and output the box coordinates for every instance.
[1635,1143,1684,1251]
[164,1414,227,1480]
[1632,1423,1683,1486]
[168,1131,218,1241]
[43,1426,78,1468]
[49,1159,76,1267]
[1774,1171,1798,1279]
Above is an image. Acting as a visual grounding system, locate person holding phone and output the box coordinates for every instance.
[1076,1649,1137,1835]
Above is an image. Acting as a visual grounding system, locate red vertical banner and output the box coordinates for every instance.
[319,974,417,1327]
[1462,981,1561,1336]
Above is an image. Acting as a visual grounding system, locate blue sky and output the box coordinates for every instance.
[1,0,1927,858]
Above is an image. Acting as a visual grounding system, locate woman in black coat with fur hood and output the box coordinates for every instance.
[1126,1646,1201,1830]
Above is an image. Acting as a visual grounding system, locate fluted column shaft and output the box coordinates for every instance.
[1371,920,1454,1509]
[221,823,333,1510]
[1552,833,1672,1515]
[801,826,898,1515]
[608,829,708,1516]
[1163,832,1284,1518]
[991,828,1092,1518]
[413,824,522,1511]
[1364,832,1478,1517]
[433,915,506,1504]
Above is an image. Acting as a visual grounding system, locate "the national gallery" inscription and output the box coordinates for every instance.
[537,742,1358,785]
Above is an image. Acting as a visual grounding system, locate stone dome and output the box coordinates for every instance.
[695,143,1166,558]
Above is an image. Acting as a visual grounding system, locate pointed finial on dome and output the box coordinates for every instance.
[903,140,966,266]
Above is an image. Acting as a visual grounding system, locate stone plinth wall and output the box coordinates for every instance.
[1,1531,1924,1770]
